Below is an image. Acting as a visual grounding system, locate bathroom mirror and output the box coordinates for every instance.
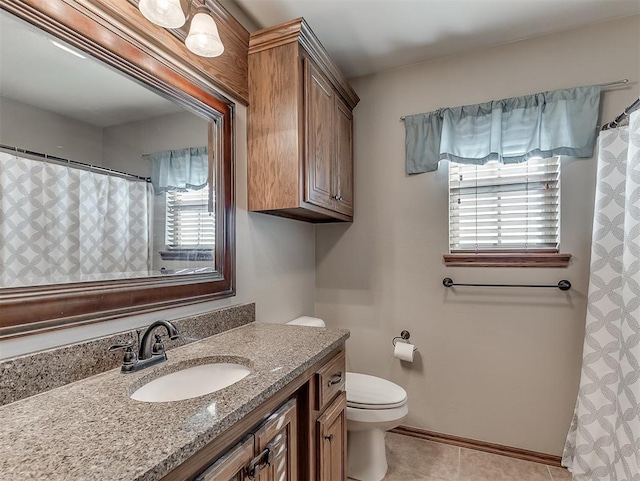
[0,0,235,338]
[1,10,217,287]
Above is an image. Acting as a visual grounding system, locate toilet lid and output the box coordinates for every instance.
[346,372,407,409]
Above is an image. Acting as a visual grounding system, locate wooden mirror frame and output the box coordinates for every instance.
[0,0,238,339]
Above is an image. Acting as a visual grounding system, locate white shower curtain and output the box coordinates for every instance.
[563,111,640,480]
[0,152,152,287]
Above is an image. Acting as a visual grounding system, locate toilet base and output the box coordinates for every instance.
[347,429,388,481]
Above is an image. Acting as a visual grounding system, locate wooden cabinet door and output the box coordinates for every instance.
[333,95,354,217]
[304,57,335,210]
[255,399,298,481]
[196,436,254,481]
[317,391,347,481]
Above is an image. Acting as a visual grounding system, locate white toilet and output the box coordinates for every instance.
[287,317,409,481]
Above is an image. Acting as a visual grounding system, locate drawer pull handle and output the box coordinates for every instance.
[327,372,343,387]
[324,434,334,442]
[246,445,273,478]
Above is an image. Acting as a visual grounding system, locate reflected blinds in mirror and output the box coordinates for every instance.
[166,188,215,249]
[448,157,560,252]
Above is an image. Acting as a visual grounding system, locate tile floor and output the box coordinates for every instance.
[366,433,573,481]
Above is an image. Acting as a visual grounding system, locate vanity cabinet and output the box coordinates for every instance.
[314,351,347,481]
[317,392,348,481]
[163,346,347,481]
[196,400,297,481]
[247,18,359,223]
[195,436,254,480]
[253,399,297,480]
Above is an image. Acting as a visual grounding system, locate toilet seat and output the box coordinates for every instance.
[348,399,407,410]
[346,372,407,410]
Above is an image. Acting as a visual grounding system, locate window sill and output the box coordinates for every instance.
[443,253,571,268]
[159,250,214,261]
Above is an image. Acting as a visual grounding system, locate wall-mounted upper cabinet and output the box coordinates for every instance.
[248,18,359,223]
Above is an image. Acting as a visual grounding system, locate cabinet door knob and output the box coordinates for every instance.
[324,434,334,442]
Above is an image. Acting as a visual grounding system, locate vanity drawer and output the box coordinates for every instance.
[316,350,345,410]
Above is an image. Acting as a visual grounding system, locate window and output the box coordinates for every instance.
[165,188,215,249]
[446,157,569,267]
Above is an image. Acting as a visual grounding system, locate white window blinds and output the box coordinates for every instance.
[449,157,560,252]
[165,188,215,249]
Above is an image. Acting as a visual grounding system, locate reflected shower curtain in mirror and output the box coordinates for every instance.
[0,152,152,287]
[563,111,640,480]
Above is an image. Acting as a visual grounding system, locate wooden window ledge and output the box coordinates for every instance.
[159,250,214,261]
[443,253,571,268]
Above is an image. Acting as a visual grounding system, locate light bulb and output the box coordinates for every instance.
[139,0,186,29]
[185,12,224,58]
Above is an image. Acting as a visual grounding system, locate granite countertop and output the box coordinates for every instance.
[0,323,349,481]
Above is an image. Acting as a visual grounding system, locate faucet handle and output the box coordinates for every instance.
[151,334,166,356]
[108,340,135,352]
[108,340,138,371]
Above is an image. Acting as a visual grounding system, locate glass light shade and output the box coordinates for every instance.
[139,0,186,29]
[185,12,224,58]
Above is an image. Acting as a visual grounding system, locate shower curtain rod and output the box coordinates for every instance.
[0,143,151,182]
[601,96,640,131]
[399,79,631,121]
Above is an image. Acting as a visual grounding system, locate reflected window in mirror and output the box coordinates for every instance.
[0,3,234,337]
[162,188,216,264]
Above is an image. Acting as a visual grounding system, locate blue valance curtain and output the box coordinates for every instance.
[149,146,208,193]
[405,86,601,174]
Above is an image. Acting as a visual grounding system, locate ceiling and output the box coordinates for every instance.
[235,0,640,78]
[0,10,181,128]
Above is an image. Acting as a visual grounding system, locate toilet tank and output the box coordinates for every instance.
[287,316,326,327]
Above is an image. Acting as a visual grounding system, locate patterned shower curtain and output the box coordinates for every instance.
[563,111,640,480]
[0,152,152,287]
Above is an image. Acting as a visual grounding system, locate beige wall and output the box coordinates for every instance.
[101,110,209,177]
[316,15,640,456]
[219,0,260,32]
[0,97,103,165]
[0,101,317,359]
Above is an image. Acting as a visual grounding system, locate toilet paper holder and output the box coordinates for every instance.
[392,330,417,352]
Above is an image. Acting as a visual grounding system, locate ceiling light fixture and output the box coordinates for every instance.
[185,7,224,57]
[139,0,186,29]
[137,0,224,58]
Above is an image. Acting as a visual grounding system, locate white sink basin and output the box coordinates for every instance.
[131,363,251,403]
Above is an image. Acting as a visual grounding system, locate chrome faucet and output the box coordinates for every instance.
[109,320,180,373]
